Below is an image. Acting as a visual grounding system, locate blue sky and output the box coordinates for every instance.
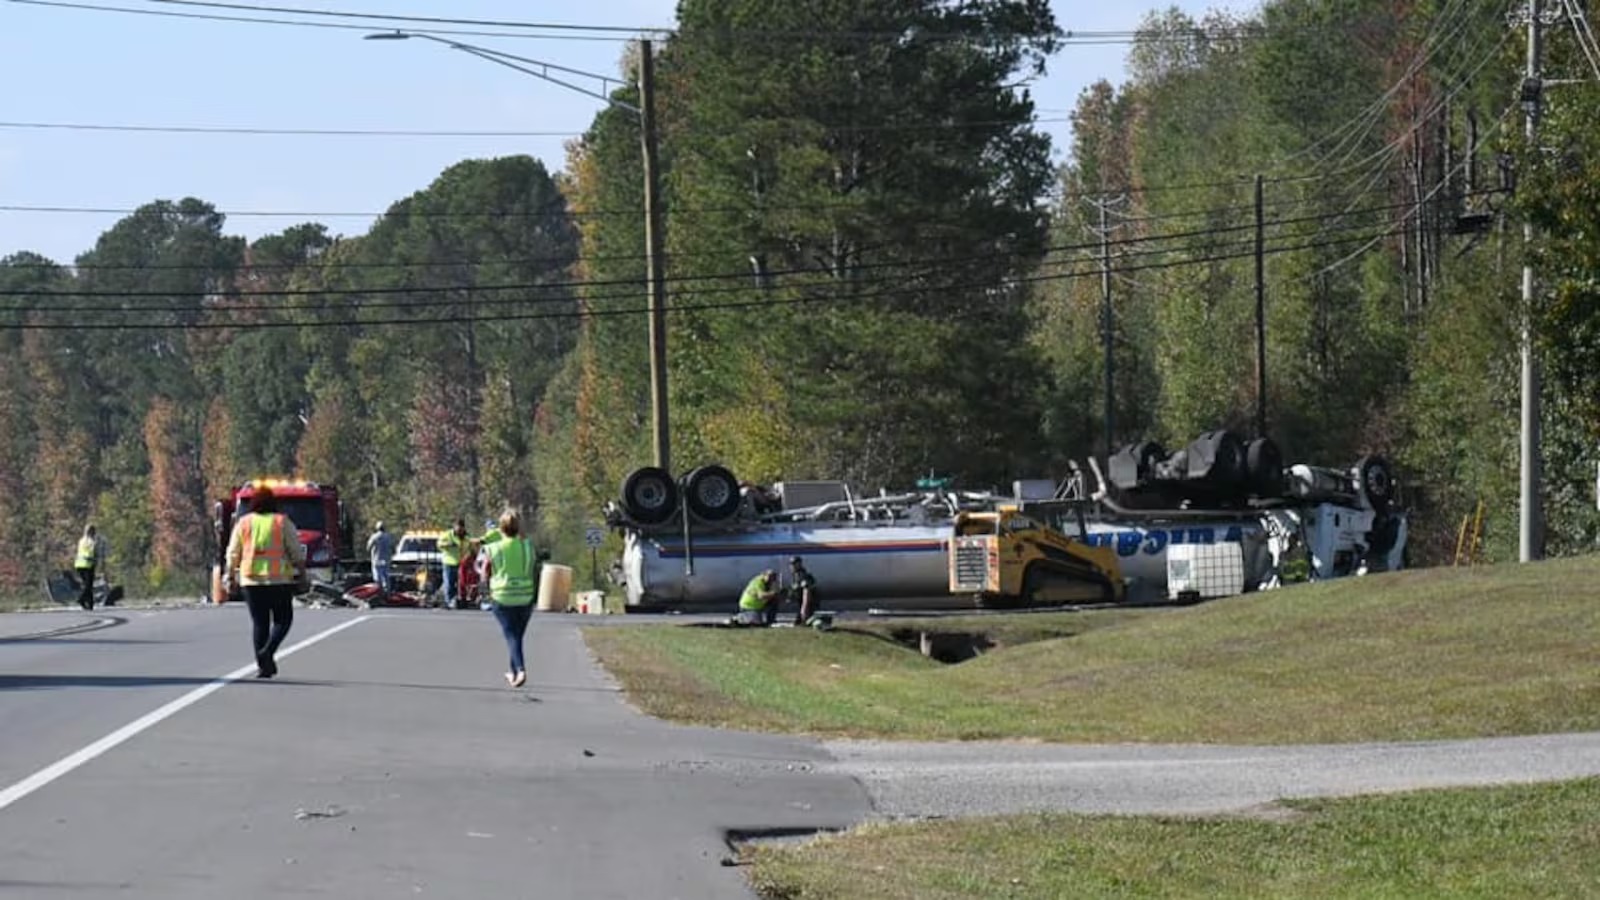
[0,1,1227,263]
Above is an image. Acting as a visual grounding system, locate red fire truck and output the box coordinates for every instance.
[209,478,356,603]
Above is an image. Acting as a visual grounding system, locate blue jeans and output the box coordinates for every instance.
[491,603,533,674]
[373,563,390,592]
[440,562,458,608]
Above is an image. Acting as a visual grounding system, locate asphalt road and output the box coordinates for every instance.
[0,608,869,899]
[5,607,1600,898]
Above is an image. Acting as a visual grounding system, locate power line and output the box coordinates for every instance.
[136,0,669,34]
[11,0,1378,45]
[0,226,1414,330]
[5,0,642,41]
[0,166,1402,222]
[0,116,1070,138]
[0,121,584,138]
[0,194,1473,303]
[1275,0,1482,173]
[0,221,1356,315]
[0,192,1486,295]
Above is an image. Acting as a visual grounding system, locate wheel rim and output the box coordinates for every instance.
[635,478,669,511]
[696,478,733,510]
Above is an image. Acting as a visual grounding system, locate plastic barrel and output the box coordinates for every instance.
[537,564,573,612]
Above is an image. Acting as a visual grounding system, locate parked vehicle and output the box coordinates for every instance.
[390,530,444,597]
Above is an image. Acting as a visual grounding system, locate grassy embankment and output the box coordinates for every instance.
[583,554,1600,744]
[745,779,1600,900]
[587,557,1600,899]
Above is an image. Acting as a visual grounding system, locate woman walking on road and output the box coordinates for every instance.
[484,509,538,688]
[224,486,307,679]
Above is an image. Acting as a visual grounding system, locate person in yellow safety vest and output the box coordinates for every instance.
[737,569,781,627]
[483,509,539,688]
[72,524,107,611]
[437,518,470,610]
[223,485,308,679]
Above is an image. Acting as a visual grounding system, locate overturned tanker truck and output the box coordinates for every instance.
[603,429,1408,612]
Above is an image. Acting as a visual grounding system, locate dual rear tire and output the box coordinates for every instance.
[619,464,742,526]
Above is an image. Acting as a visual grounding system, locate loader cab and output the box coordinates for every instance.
[999,512,1043,534]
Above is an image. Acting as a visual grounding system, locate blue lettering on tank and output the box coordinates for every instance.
[1089,526,1254,555]
[1143,530,1168,555]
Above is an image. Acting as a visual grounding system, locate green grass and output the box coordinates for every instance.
[746,779,1600,899]
[584,555,1600,743]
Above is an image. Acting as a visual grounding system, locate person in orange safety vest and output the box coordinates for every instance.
[224,485,308,679]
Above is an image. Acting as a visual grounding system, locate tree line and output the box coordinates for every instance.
[2,0,1596,600]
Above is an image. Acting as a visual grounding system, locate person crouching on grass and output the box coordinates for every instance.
[484,509,538,688]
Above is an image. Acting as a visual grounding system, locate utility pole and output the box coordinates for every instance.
[1253,173,1267,437]
[1519,0,1545,562]
[1100,199,1114,460]
[639,39,671,474]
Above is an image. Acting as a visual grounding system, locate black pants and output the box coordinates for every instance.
[244,584,295,663]
[794,588,817,626]
[75,565,95,609]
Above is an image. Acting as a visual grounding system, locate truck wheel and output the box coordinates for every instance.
[685,465,741,522]
[1186,430,1246,486]
[1134,441,1167,482]
[620,467,679,525]
[1245,437,1284,497]
[1355,455,1394,513]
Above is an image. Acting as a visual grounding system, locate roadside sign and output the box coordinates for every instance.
[584,525,605,549]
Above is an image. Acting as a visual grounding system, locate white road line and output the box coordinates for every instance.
[0,614,371,812]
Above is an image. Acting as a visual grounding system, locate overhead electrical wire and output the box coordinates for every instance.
[1275,0,1482,173]
[0,116,1071,138]
[1301,106,1514,282]
[0,192,1497,296]
[0,226,1417,331]
[9,0,1396,45]
[136,0,667,34]
[4,0,642,41]
[0,164,1414,223]
[4,215,1417,316]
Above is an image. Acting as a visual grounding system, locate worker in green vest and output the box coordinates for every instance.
[437,518,469,610]
[483,509,538,688]
[72,523,106,611]
[737,569,780,626]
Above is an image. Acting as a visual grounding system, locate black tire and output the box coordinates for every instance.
[1355,455,1394,514]
[684,464,742,522]
[620,466,679,525]
[1134,441,1167,482]
[1187,430,1247,485]
[1245,437,1284,497]
[1111,440,1168,489]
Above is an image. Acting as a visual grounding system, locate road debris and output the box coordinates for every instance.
[294,805,346,821]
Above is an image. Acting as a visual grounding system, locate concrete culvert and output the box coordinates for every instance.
[887,629,996,664]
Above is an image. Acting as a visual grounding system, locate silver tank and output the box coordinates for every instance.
[621,522,952,608]
[1077,518,1272,598]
